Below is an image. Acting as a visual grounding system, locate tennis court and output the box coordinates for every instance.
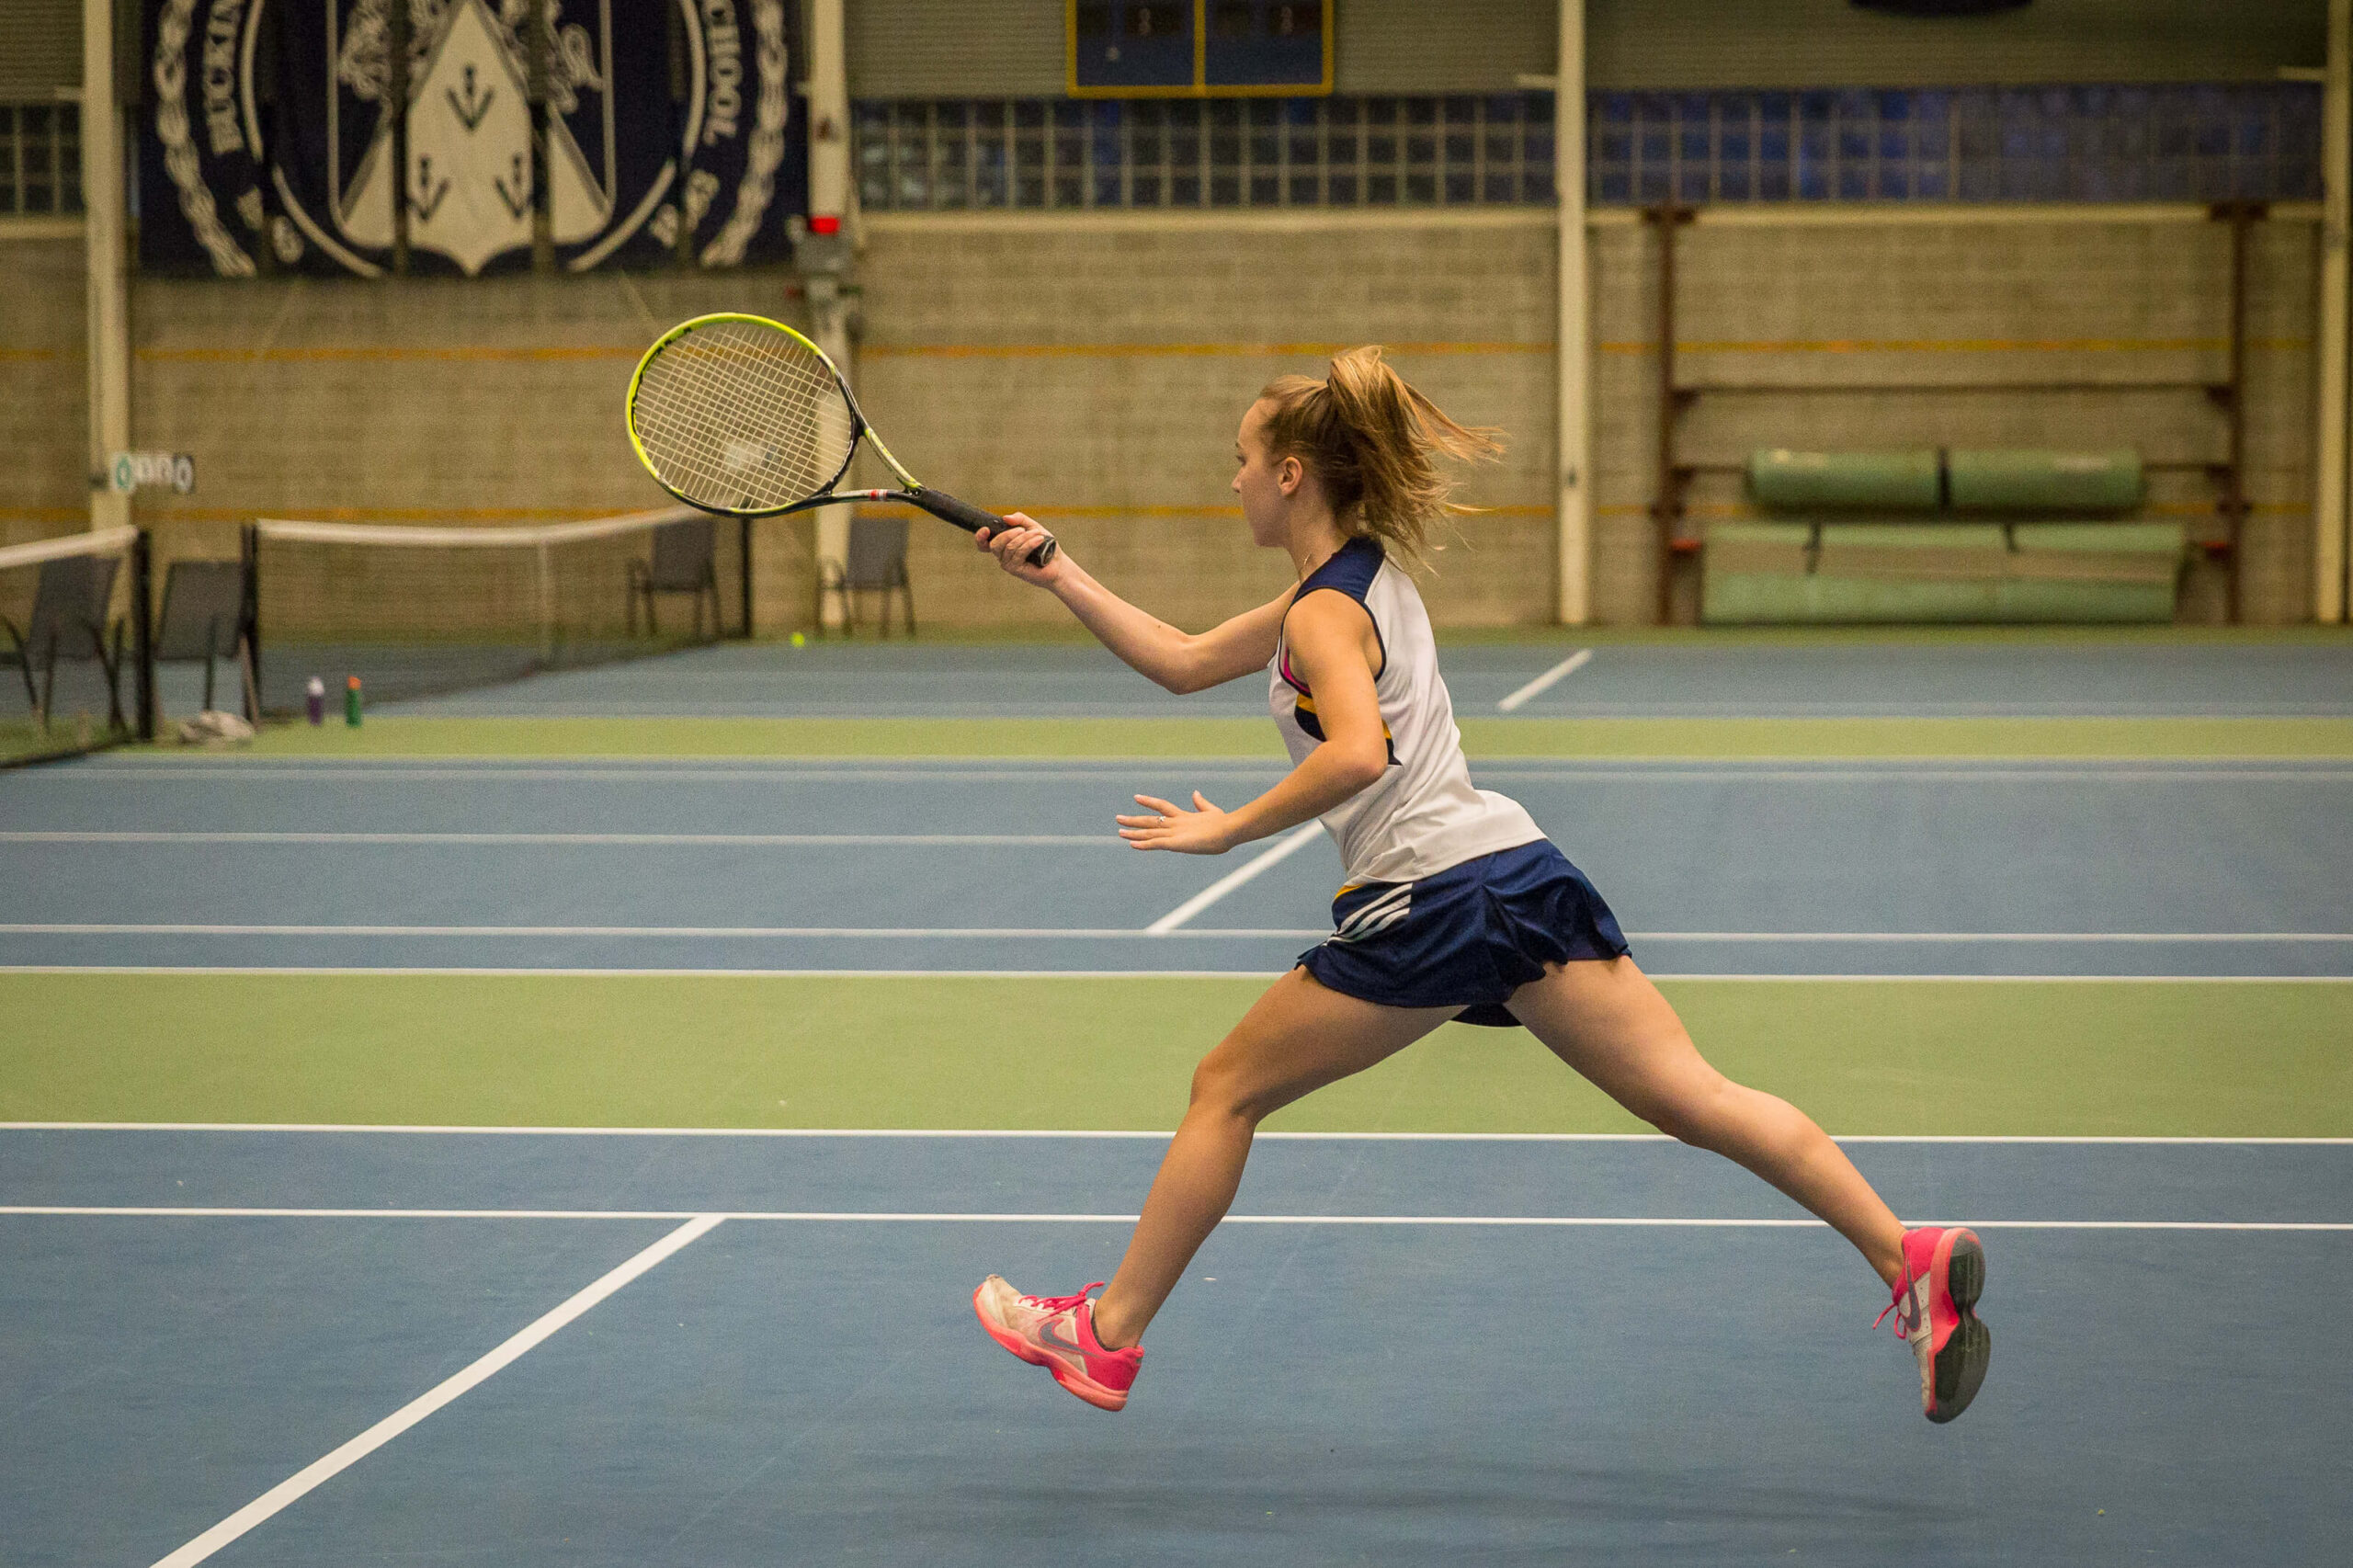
[6,635,2348,1566]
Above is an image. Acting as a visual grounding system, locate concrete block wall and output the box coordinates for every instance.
[117,267,815,633]
[6,204,2325,634]
[0,239,90,548]
[1588,213,2320,625]
[853,211,1561,632]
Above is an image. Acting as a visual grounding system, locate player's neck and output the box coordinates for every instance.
[1284,512,1348,581]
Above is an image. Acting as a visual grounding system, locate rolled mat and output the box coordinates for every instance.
[1748,449,1943,510]
[2006,521,2185,585]
[1704,521,1814,575]
[1814,523,2008,582]
[1948,449,2143,511]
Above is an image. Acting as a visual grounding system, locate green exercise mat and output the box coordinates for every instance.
[1747,449,1942,510]
[1948,449,2143,511]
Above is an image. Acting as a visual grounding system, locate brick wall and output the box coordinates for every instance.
[3,205,2325,631]
[864,208,2320,628]
[1590,212,2320,625]
[0,238,88,548]
[123,268,817,631]
[854,211,1561,631]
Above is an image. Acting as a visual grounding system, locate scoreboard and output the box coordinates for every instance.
[1068,2,1334,97]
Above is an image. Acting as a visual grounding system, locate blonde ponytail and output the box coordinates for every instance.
[1256,346,1502,568]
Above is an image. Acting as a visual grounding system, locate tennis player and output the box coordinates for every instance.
[968,347,1990,1424]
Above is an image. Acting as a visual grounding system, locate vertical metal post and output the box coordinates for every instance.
[529,0,554,274]
[808,0,853,631]
[1554,0,1590,626]
[739,515,755,637]
[2223,202,2254,625]
[388,0,410,273]
[130,528,154,740]
[83,0,131,531]
[1645,204,1693,625]
[2319,0,2351,622]
[239,522,263,722]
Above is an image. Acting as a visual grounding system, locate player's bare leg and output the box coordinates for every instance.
[1504,956,1906,1284]
[1087,970,1456,1349]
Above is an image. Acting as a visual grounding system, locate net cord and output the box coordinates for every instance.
[251,509,700,549]
[0,527,141,573]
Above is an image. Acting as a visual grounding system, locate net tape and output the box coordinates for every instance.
[253,509,697,549]
[0,526,141,573]
[630,318,860,511]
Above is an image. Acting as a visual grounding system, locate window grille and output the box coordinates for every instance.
[0,102,82,216]
[856,85,2321,212]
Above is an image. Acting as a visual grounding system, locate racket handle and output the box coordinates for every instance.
[911,488,1059,568]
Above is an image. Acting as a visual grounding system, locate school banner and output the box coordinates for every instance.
[142,0,804,277]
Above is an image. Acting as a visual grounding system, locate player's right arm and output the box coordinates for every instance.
[978,513,1290,695]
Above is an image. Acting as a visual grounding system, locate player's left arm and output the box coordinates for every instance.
[1119,590,1387,855]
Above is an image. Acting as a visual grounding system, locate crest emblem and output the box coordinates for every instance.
[142,0,803,278]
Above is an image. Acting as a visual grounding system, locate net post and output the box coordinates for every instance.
[130,528,155,741]
[739,515,755,638]
[240,521,263,721]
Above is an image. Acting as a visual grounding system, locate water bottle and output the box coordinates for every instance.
[306,676,325,725]
[345,676,363,727]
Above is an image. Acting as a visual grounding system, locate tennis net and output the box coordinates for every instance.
[245,507,748,713]
[1,525,153,766]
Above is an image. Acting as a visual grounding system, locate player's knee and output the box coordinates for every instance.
[1641,1068,1740,1152]
[1188,1051,1261,1124]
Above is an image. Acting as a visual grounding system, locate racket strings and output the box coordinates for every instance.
[631,320,860,510]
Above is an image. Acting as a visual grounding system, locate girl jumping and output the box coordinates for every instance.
[966,347,1990,1424]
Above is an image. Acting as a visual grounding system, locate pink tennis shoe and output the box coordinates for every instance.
[1878,1225,1991,1424]
[973,1276,1143,1411]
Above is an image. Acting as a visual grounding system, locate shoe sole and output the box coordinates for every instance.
[972,1287,1129,1412]
[1927,1229,1991,1425]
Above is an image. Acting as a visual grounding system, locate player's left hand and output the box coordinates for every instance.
[1118,791,1234,854]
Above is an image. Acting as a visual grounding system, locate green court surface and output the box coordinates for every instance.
[6,973,2343,1137]
[200,712,2353,758]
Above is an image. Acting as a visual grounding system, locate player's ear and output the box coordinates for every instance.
[1278,454,1303,496]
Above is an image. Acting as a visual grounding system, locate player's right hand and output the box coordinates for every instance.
[977,512,1062,585]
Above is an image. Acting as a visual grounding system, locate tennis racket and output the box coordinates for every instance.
[625,312,1056,567]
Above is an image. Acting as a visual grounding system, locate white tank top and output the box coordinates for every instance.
[1269,538,1543,885]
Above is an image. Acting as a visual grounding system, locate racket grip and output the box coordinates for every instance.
[912,488,1058,568]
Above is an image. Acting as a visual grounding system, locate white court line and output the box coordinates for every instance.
[4,1125,2345,1143]
[4,966,2348,983]
[7,924,2347,943]
[145,1214,720,1568]
[1496,648,1594,711]
[0,924,1326,938]
[0,832,1115,847]
[4,1207,2344,1232]
[1145,821,1329,933]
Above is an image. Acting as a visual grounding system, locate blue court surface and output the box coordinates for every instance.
[9,634,2350,1566]
[5,754,2348,976]
[288,636,2353,720]
[4,1129,2347,1566]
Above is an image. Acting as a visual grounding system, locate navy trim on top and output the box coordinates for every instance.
[1285,536,1387,680]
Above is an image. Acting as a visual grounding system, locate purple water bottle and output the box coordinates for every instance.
[306,676,325,725]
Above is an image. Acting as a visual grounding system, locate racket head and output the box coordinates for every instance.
[626,313,863,517]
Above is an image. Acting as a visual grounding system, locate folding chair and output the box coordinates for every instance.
[154,560,256,722]
[823,517,915,638]
[627,517,722,638]
[3,551,125,733]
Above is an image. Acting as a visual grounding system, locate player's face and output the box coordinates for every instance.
[1233,400,1292,547]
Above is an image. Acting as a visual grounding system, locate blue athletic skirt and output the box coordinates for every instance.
[1295,839,1632,1028]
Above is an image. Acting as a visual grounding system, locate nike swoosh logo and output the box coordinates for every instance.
[1038,1318,1086,1359]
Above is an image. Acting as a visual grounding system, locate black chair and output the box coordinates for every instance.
[154,559,254,721]
[627,517,722,638]
[823,517,915,638]
[3,551,126,733]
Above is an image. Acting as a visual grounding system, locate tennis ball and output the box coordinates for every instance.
[790,631,806,647]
